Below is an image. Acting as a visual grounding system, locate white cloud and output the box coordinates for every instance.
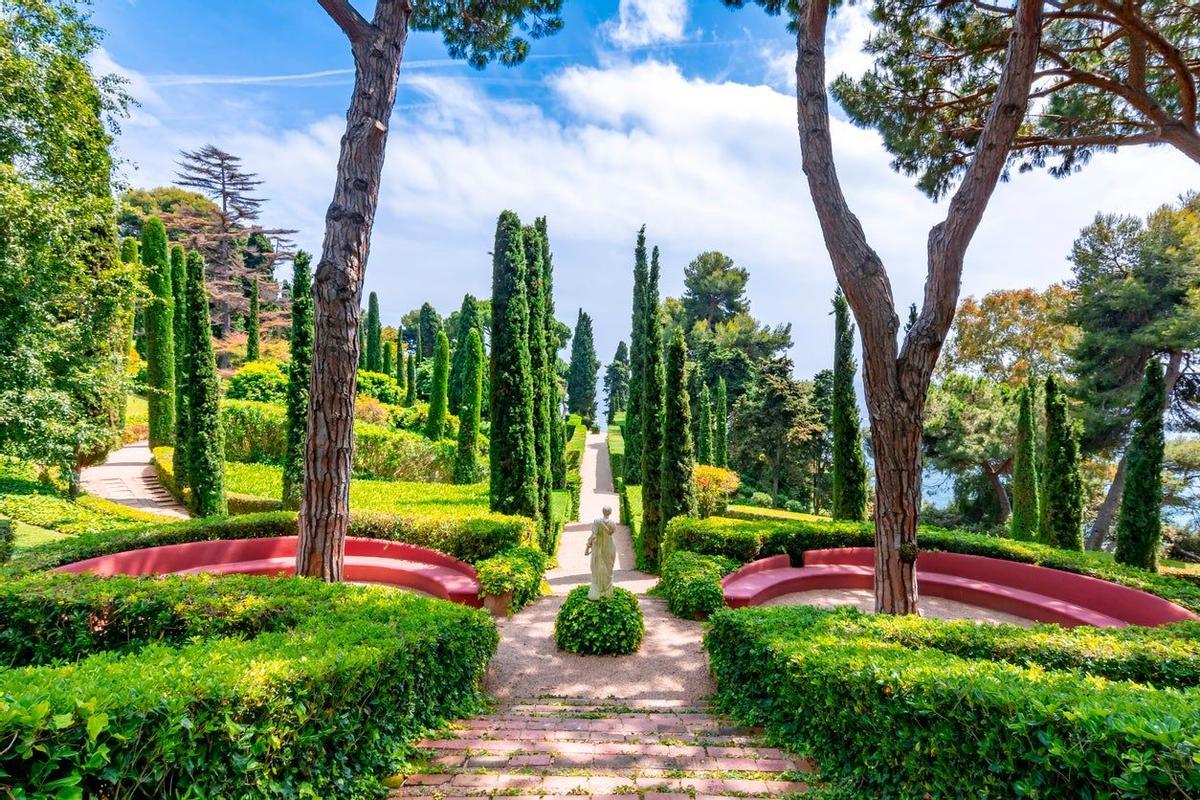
[604,0,689,48]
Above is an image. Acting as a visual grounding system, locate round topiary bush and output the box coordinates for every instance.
[554,585,644,655]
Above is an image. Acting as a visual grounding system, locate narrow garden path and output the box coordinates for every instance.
[79,441,190,519]
[393,433,813,798]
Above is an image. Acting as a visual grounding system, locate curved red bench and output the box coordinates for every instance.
[721,547,1197,627]
[55,536,482,607]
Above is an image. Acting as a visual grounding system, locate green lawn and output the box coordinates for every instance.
[13,519,69,549]
[723,504,830,523]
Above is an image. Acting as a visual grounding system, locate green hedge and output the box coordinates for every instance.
[153,447,280,515]
[0,573,497,797]
[666,516,1200,612]
[0,518,12,564]
[475,546,548,612]
[705,605,1200,798]
[607,425,625,488]
[658,550,738,619]
[564,415,587,519]
[554,585,644,655]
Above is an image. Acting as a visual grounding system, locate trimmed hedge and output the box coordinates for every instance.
[666,516,1200,613]
[658,550,738,619]
[153,447,279,515]
[224,360,288,404]
[475,545,548,612]
[0,573,497,797]
[554,585,644,655]
[564,415,587,519]
[0,518,12,564]
[706,605,1200,798]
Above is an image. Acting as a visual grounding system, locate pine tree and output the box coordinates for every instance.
[831,288,868,520]
[245,278,260,361]
[524,225,553,524]
[604,341,630,425]
[624,226,649,485]
[1041,376,1083,550]
[567,309,599,426]
[1010,382,1040,541]
[405,351,417,405]
[425,331,451,440]
[282,251,313,510]
[489,211,539,520]
[455,328,485,484]
[714,377,729,468]
[170,245,190,489]
[661,328,698,533]
[141,217,175,447]
[640,247,666,566]
[538,217,566,490]
[448,294,482,415]
[697,383,713,465]
[365,291,382,371]
[183,250,226,516]
[1116,359,1166,570]
[382,341,392,375]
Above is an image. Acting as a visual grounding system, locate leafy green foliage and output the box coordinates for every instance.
[604,340,630,425]
[554,585,644,655]
[624,227,649,486]
[661,328,697,535]
[696,382,713,465]
[182,250,225,516]
[425,331,451,439]
[245,277,260,361]
[356,369,403,405]
[714,377,728,468]
[659,550,737,618]
[831,289,867,521]
[448,294,483,415]
[1117,359,1167,570]
[455,328,485,484]
[141,216,175,447]
[282,251,313,509]
[475,545,547,611]
[1041,376,1083,550]
[225,360,288,403]
[1011,383,1040,541]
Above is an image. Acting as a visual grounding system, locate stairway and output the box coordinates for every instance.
[389,697,812,798]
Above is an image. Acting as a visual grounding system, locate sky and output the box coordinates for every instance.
[92,0,1199,384]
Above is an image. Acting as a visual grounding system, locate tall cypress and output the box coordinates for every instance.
[396,332,407,387]
[141,217,175,447]
[661,328,697,535]
[425,331,451,440]
[382,341,392,376]
[282,251,314,510]
[1041,376,1083,550]
[245,278,260,361]
[418,302,440,360]
[454,328,485,484]
[405,351,417,405]
[1010,383,1040,541]
[624,226,649,485]
[365,291,382,372]
[640,247,666,566]
[170,245,190,489]
[524,226,553,524]
[697,383,713,465]
[1116,359,1166,570]
[448,294,482,415]
[714,377,729,468]
[358,323,367,369]
[567,309,599,426]
[831,288,868,520]
[538,217,566,490]
[184,250,226,516]
[488,211,539,520]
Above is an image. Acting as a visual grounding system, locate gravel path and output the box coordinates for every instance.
[79,441,190,519]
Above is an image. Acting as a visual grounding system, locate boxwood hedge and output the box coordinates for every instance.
[705,605,1200,798]
[554,585,644,655]
[658,550,737,619]
[0,572,497,798]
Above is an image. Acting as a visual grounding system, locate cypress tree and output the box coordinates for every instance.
[405,350,417,405]
[1116,359,1166,570]
[396,332,407,386]
[119,236,139,266]
[419,302,440,360]
[245,278,260,361]
[640,247,666,566]
[282,251,314,510]
[382,341,392,376]
[697,383,713,465]
[170,245,190,490]
[358,323,367,369]
[454,328,485,484]
[448,294,482,415]
[714,377,729,468]
[365,291,382,371]
[661,328,697,532]
[567,309,599,426]
[831,288,868,520]
[425,331,451,440]
[538,217,566,490]
[183,250,226,516]
[141,217,175,447]
[488,211,539,520]
[624,226,649,485]
[524,226,553,524]
[1041,376,1083,550]
[1010,383,1040,541]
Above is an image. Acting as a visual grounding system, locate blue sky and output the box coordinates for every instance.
[93,0,1198,389]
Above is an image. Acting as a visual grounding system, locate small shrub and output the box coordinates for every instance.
[475,546,547,612]
[225,360,288,403]
[693,465,740,518]
[221,399,288,464]
[357,370,403,405]
[554,585,644,655]
[0,518,12,563]
[390,401,461,441]
[354,394,391,425]
[745,491,774,508]
[784,500,807,514]
[659,550,738,618]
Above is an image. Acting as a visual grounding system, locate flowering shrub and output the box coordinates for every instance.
[693,465,740,518]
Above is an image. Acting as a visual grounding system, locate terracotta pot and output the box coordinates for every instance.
[483,590,514,618]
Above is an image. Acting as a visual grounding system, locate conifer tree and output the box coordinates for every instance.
[604,341,630,425]
[449,294,482,415]
[831,288,868,520]
[1010,383,1040,540]
[661,328,698,533]
[141,217,175,447]
[358,324,367,369]
[489,211,539,520]
[419,302,440,360]
[405,351,417,405]
[425,331,451,440]
[119,237,139,266]
[714,377,729,468]
[538,217,566,490]
[640,247,666,566]
[624,226,649,485]
[170,245,190,489]
[396,332,407,387]
[524,226,553,524]
[1041,376,1083,550]
[567,309,599,426]
[245,278,260,361]
[1116,359,1166,570]
[183,250,226,516]
[382,341,392,376]
[365,291,382,371]
[455,328,485,484]
[282,251,313,509]
[697,383,713,465]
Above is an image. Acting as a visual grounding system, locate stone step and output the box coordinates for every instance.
[389,773,808,796]
[420,738,800,767]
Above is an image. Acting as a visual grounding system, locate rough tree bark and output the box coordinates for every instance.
[297,0,411,580]
[983,459,1013,523]
[794,0,1044,612]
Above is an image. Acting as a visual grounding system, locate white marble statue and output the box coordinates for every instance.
[584,505,617,599]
